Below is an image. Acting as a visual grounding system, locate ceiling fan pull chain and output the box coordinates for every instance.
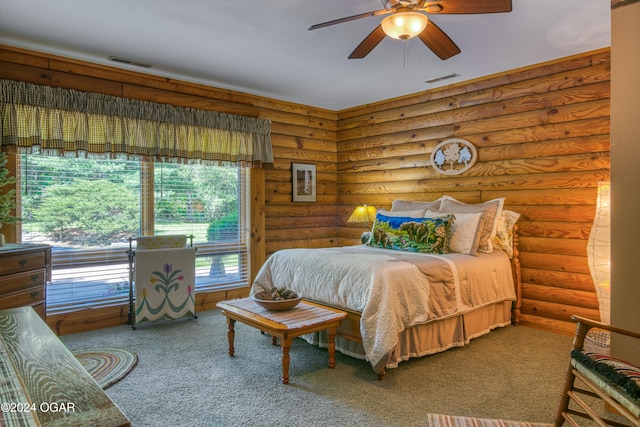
[403,38,407,69]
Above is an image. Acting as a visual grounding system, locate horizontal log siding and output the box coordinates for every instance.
[336,49,610,335]
[265,133,338,255]
[0,44,338,333]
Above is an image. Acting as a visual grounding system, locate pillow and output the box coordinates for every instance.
[376,208,426,218]
[438,196,505,253]
[426,210,483,256]
[367,212,453,254]
[137,235,187,249]
[492,209,520,258]
[571,349,640,399]
[391,197,443,212]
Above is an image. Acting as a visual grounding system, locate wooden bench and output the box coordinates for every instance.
[217,298,347,384]
[0,306,130,427]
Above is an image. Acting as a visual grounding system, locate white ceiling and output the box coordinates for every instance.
[0,0,611,111]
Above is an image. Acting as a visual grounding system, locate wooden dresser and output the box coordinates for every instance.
[0,244,51,321]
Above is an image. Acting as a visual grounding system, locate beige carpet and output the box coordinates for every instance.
[61,309,572,426]
[428,414,551,427]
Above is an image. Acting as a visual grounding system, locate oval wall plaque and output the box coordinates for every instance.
[430,138,477,175]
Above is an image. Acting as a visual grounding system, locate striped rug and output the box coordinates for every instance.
[428,414,551,427]
[73,348,138,389]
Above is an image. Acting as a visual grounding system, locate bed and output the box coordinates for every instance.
[251,196,522,379]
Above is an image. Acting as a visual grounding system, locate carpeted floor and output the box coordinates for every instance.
[60,309,579,427]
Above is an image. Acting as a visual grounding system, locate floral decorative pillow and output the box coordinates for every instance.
[367,212,453,254]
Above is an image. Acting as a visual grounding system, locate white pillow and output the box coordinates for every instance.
[426,210,483,255]
[377,208,426,218]
[391,198,443,212]
[438,196,505,253]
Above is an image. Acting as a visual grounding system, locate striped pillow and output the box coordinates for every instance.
[571,349,640,399]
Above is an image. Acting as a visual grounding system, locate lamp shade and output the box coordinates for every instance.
[348,205,377,224]
[381,12,428,40]
[587,181,610,325]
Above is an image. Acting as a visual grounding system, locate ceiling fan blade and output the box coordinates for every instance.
[417,20,461,60]
[349,25,387,59]
[308,9,389,31]
[423,0,512,14]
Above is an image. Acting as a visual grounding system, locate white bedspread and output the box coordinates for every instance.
[251,245,516,372]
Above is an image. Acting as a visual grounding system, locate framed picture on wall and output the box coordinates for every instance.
[292,163,316,202]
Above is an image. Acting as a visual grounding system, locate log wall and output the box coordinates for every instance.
[0,44,610,335]
[336,49,610,335]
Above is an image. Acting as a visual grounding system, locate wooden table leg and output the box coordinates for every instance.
[327,326,337,369]
[227,317,235,357]
[281,336,292,384]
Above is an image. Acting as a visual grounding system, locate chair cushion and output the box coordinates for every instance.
[572,349,640,399]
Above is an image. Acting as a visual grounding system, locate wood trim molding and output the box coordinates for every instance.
[612,0,640,9]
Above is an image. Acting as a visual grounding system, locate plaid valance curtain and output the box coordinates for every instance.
[0,79,273,166]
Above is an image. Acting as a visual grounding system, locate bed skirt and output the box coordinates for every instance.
[301,300,513,371]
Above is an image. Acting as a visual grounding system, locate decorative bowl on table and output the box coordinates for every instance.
[251,289,303,311]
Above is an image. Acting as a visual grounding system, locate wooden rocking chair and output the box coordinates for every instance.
[554,315,640,426]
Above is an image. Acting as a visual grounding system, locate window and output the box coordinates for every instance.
[19,153,249,313]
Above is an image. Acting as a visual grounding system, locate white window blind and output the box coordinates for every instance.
[150,161,249,293]
[19,154,249,313]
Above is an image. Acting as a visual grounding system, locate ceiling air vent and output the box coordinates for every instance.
[108,56,152,68]
[424,73,460,84]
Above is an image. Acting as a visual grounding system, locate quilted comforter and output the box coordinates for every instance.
[251,245,516,372]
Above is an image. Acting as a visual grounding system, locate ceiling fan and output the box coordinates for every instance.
[308,0,512,60]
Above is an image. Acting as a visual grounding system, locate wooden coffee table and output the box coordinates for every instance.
[217,298,347,384]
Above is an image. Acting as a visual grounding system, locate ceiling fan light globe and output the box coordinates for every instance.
[381,12,428,40]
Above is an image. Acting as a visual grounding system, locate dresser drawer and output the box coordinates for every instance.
[0,269,47,294]
[0,285,45,310]
[0,252,46,275]
[0,245,50,322]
